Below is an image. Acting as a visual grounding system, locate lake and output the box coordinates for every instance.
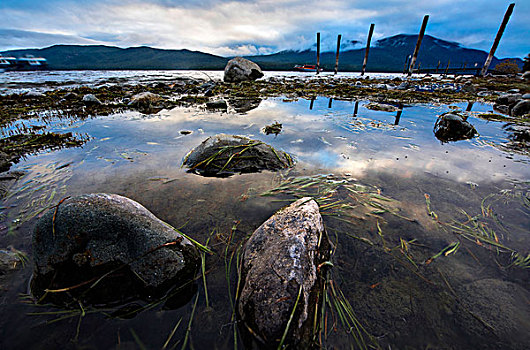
[0,70,529,349]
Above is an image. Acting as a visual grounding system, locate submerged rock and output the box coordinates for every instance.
[0,171,25,198]
[456,279,530,349]
[433,113,477,142]
[238,198,330,347]
[31,193,199,305]
[182,134,293,177]
[0,247,27,292]
[224,57,264,83]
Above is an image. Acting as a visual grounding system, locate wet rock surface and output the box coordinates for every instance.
[31,193,199,305]
[237,198,330,347]
[0,247,27,293]
[0,171,25,199]
[511,100,530,117]
[455,279,530,349]
[224,57,264,83]
[434,113,477,142]
[182,134,294,177]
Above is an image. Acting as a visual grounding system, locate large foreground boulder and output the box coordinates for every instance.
[434,113,477,142]
[237,198,331,347]
[31,193,199,305]
[224,57,264,83]
[183,134,293,177]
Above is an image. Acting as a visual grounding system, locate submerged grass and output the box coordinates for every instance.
[425,188,530,269]
[261,174,408,222]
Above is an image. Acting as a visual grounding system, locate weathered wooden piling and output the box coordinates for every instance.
[444,60,451,76]
[408,15,429,76]
[403,55,411,74]
[436,60,441,74]
[395,108,403,125]
[328,98,333,108]
[334,34,342,74]
[310,96,316,110]
[353,101,359,118]
[480,3,515,76]
[316,32,321,75]
[361,24,375,76]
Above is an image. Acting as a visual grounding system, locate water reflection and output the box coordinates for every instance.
[1,96,529,349]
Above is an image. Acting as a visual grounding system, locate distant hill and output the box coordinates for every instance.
[245,34,523,73]
[1,45,228,70]
[1,35,523,72]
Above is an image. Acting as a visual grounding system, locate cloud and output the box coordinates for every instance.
[0,29,102,50]
[0,0,528,57]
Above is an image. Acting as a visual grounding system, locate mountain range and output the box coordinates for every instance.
[1,34,523,72]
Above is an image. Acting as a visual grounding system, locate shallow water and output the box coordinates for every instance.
[1,95,529,349]
[0,69,436,95]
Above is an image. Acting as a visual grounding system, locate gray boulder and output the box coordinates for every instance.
[511,100,530,117]
[31,193,199,305]
[434,113,477,142]
[237,198,330,347]
[495,93,522,107]
[523,71,530,81]
[82,94,102,106]
[128,92,162,107]
[183,134,293,176]
[224,57,264,83]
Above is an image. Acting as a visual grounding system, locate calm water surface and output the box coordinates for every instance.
[0,84,529,349]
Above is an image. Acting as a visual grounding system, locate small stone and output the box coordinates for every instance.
[82,94,102,106]
[511,100,530,117]
[495,93,522,106]
[128,92,162,107]
[434,113,477,142]
[206,99,227,109]
[23,91,45,98]
[365,102,399,112]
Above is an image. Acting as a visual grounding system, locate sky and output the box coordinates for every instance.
[0,0,528,58]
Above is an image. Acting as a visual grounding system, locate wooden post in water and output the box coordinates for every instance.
[361,24,375,76]
[334,34,342,74]
[436,60,441,74]
[353,101,359,118]
[444,60,451,76]
[316,32,321,75]
[408,15,429,77]
[310,96,316,110]
[403,55,411,74]
[328,98,333,108]
[395,108,403,125]
[480,3,515,76]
